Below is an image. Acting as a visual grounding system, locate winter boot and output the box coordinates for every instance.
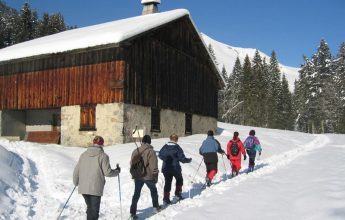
[163,192,171,204]
[153,205,162,213]
[205,177,211,187]
[130,214,139,220]
[175,192,183,201]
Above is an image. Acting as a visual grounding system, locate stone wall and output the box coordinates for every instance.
[61,103,124,147]
[123,103,217,142]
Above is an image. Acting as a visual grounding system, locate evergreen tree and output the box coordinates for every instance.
[241,55,253,125]
[334,42,345,132]
[208,44,219,66]
[278,74,294,130]
[16,2,39,42]
[251,50,266,126]
[267,51,282,128]
[222,57,243,124]
[0,1,20,48]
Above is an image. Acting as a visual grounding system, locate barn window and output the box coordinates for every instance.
[185,113,192,135]
[151,107,161,132]
[80,105,96,131]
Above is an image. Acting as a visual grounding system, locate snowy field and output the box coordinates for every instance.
[1,122,345,220]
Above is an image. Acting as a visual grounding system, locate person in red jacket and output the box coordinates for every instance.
[226,131,246,177]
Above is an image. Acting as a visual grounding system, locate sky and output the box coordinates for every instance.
[3,0,345,67]
[1,122,345,219]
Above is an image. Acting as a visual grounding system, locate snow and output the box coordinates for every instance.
[1,123,345,220]
[201,33,300,91]
[0,9,189,62]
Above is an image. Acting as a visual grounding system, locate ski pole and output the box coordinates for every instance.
[57,185,76,220]
[221,154,228,177]
[191,158,203,183]
[116,164,123,220]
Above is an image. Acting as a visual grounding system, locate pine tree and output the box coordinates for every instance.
[267,51,282,128]
[334,42,345,132]
[279,74,294,130]
[241,55,253,125]
[16,2,39,43]
[208,44,219,66]
[251,50,266,127]
[0,1,20,48]
[222,57,243,124]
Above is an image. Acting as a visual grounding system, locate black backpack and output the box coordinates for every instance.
[130,149,147,179]
[230,141,240,156]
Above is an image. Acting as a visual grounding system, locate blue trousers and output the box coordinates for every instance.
[130,179,159,215]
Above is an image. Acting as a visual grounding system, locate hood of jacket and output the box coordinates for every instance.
[85,145,104,157]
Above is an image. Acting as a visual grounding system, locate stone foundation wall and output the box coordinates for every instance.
[61,103,124,147]
[123,104,217,142]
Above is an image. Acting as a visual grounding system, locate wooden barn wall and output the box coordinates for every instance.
[125,17,219,117]
[0,48,125,110]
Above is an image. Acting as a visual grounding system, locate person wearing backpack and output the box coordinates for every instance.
[226,131,246,177]
[129,135,161,220]
[73,136,121,220]
[243,130,262,173]
[199,130,225,187]
[158,134,192,204]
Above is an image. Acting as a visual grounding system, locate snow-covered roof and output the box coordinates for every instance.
[0,9,188,62]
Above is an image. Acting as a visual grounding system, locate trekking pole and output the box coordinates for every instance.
[116,164,123,220]
[191,158,204,183]
[221,155,228,180]
[57,185,76,220]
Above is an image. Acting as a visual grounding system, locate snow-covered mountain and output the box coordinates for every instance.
[201,33,300,91]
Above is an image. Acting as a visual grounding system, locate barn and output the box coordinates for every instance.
[0,3,224,146]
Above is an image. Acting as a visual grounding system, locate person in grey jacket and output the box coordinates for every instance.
[73,136,120,220]
[129,135,160,220]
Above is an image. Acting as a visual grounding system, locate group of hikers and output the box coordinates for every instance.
[73,129,262,220]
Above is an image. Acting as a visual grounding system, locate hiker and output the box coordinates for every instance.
[226,131,246,177]
[199,130,225,187]
[158,134,192,204]
[129,135,161,220]
[243,129,262,172]
[73,136,121,220]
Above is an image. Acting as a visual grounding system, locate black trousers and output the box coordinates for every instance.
[163,171,183,196]
[82,194,101,220]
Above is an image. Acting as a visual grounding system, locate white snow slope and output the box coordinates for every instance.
[201,34,300,91]
[1,123,345,220]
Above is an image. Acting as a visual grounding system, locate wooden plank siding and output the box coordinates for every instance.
[0,56,125,110]
[125,17,219,118]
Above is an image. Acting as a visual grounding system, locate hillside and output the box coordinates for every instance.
[1,123,345,219]
[201,33,300,91]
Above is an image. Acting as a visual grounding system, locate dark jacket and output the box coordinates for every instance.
[158,142,190,173]
[130,143,159,181]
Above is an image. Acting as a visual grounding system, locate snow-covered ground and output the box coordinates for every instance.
[1,122,345,220]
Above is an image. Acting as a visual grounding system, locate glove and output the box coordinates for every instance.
[259,152,262,156]
[115,164,121,173]
[226,154,230,160]
[244,155,247,160]
[187,158,192,163]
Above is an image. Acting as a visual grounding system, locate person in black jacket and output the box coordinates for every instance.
[158,134,192,204]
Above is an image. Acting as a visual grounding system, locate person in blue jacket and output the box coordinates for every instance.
[199,130,225,187]
[158,134,192,204]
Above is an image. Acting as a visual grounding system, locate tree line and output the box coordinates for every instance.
[215,39,345,134]
[0,1,75,49]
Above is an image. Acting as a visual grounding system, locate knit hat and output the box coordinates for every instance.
[234,131,239,138]
[93,136,104,145]
[207,130,214,136]
[142,135,151,144]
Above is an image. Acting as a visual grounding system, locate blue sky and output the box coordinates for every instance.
[4,0,345,67]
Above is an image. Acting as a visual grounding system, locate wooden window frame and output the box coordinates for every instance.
[151,107,161,132]
[79,104,96,131]
[185,113,192,135]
